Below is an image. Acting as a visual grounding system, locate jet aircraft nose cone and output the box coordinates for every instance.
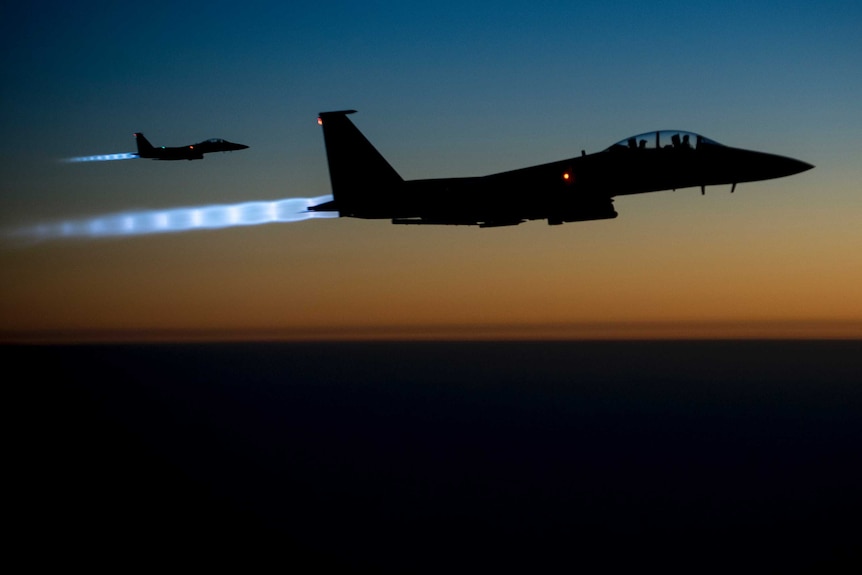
[792,159,814,174]
[724,147,814,184]
[768,154,814,179]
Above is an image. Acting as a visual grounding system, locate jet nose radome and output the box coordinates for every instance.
[789,158,814,175]
[772,154,813,178]
[749,151,814,182]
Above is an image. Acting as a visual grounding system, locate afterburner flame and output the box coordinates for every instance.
[63,152,139,162]
[5,195,337,243]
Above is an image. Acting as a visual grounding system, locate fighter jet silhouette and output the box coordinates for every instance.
[310,110,813,227]
[133,133,248,161]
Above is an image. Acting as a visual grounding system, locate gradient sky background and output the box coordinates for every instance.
[2,1,861,341]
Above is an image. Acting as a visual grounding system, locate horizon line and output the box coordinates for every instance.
[3,320,862,344]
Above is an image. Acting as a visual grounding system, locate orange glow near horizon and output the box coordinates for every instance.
[4,320,862,344]
[3,189,862,344]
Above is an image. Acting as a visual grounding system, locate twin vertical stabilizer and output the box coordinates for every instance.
[316,110,404,217]
[133,132,155,157]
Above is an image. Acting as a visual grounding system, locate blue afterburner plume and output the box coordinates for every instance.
[63,152,139,162]
[5,195,337,243]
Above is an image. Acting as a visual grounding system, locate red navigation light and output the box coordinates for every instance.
[317,117,323,126]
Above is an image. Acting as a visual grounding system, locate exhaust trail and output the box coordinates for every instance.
[5,195,337,243]
[63,152,139,163]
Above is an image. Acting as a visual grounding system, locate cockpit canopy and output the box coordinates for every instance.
[605,130,722,152]
[205,138,227,144]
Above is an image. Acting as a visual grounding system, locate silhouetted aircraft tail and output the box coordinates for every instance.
[317,110,404,217]
[134,133,154,157]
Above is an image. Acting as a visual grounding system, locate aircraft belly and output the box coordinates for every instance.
[395,178,540,223]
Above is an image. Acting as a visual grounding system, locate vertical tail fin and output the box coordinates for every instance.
[134,132,154,157]
[317,110,404,217]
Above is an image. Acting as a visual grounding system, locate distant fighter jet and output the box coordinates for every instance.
[133,132,248,161]
[310,110,813,226]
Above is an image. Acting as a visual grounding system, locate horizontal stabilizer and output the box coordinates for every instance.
[307,200,339,212]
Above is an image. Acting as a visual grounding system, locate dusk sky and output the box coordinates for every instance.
[2,1,861,341]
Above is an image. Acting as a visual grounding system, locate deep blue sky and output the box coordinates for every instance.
[2,1,861,340]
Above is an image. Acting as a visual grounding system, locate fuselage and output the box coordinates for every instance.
[134,133,248,161]
[344,134,813,224]
[312,112,813,227]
